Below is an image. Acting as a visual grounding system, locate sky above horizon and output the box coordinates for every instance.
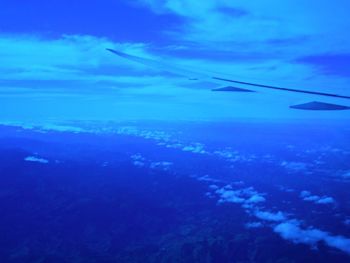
[1,0,350,123]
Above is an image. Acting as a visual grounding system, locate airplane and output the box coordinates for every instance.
[106,48,350,111]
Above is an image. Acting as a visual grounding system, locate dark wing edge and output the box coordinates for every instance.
[290,101,350,111]
[106,48,350,111]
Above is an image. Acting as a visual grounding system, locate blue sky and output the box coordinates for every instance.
[1,0,350,122]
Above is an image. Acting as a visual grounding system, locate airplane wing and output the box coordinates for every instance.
[106,48,350,111]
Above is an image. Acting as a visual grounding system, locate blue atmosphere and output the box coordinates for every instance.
[1,1,350,262]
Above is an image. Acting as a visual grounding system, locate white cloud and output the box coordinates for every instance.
[136,0,350,102]
[216,189,245,204]
[139,0,350,54]
[300,191,335,205]
[274,221,326,246]
[0,34,154,82]
[196,175,221,183]
[198,162,348,255]
[24,156,49,164]
[247,194,266,203]
[3,33,348,123]
[0,121,89,133]
[130,153,174,171]
[274,221,350,255]
[130,154,146,167]
[254,210,287,222]
[325,235,350,255]
[117,127,172,141]
[117,127,213,155]
[215,186,266,205]
[150,161,173,170]
[40,124,85,133]
[133,161,145,167]
[213,149,256,163]
[316,197,335,204]
[248,207,350,255]
[182,143,207,154]
[303,195,320,202]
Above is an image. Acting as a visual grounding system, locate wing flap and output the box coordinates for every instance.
[290,101,350,111]
[212,86,256,92]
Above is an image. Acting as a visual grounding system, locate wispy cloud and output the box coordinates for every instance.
[1,0,350,122]
[139,0,350,55]
[138,0,350,95]
[0,34,155,83]
[297,54,350,78]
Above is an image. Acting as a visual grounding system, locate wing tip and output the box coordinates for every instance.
[106,48,121,56]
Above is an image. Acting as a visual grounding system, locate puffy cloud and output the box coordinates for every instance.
[182,143,207,154]
[196,175,221,183]
[24,156,49,164]
[248,205,350,255]
[254,210,287,222]
[274,221,350,255]
[216,189,245,204]
[247,194,266,203]
[274,222,325,246]
[317,197,335,204]
[130,153,174,171]
[130,154,146,167]
[300,191,335,205]
[213,149,257,163]
[325,235,350,254]
[133,161,145,167]
[206,176,349,255]
[215,186,266,205]
[150,161,173,170]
